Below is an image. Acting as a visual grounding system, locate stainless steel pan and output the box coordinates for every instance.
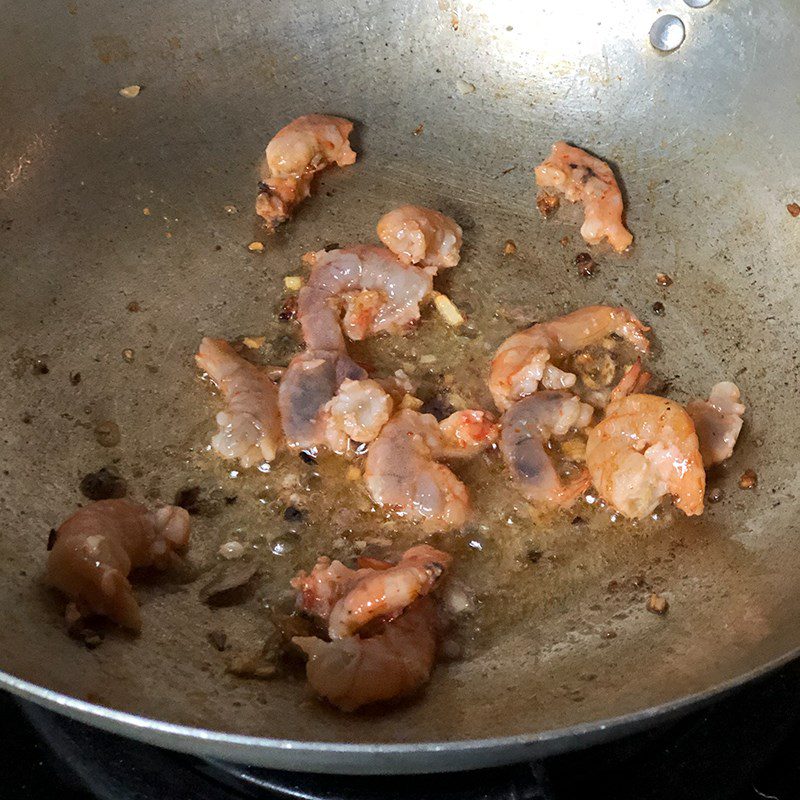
[1,0,799,774]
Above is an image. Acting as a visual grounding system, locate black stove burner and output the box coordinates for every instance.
[5,659,800,800]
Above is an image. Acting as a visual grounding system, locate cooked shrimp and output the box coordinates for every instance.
[489,305,650,411]
[293,597,438,712]
[365,408,498,530]
[291,556,365,623]
[256,114,356,230]
[278,349,366,450]
[376,205,462,271]
[298,245,433,351]
[328,545,451,638]
[46,499,190,632]
[437,409,499,458]
[322,378,393,454]
[535,141,633,252]
[501,391,594,506]
[609,358,651,403]
[195,338,282,467]
[586,394,705,519]
[687,382,745,467]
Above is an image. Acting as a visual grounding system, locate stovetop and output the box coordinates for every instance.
[4,659,800,800]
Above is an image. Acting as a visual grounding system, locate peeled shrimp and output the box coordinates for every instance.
[535,141,633,252]
[364,408,497,530]
[322,378,393,454]
[298,245,433,351]
[195,337,282,467]
[278,349,366,450]
[489,305,650,412]
[293,597,438,712]
[256,114,356,230]
[328,544,451,639]
[501,391,594,507]
[437,409,500,458]
[45,499,190,631]
[376,205,462,270]
[586,394,705,519]
[291,556,366,623]
[687,382,745,467]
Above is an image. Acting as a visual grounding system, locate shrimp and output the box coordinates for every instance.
[489,305,650,412]
[298,245,433,350]
[686,382,745,467]
[609,358,652,403]
[437,409,500,458]
[322,378,393,454]
[45,499,190,632]
[256,114,356,230]
[327,545,451,639]
[376,205,462,271]
[195,338,282,467]
[278,349,366,450]
[585,394,705,519]
[500,391,594,507]
[535,141,633,252]
[293,597,438,712]
[364,409,497,530]
[291,557,366,623]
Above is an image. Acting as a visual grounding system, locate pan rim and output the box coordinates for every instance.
[3,643,799,763]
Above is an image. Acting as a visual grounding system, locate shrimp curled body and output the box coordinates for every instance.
[376,205,462,271]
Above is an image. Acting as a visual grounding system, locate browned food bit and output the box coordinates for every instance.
[707,487,724,503]
[226,645,278,679]
[199,560,259,605]
[575,252,597,277]
[646,593,669,615]
[536,191,560,218]
[69,372,81,385]
[656,272,673,286]
[413,123,424,135]
[79,467,127,501]
[787,202,800,217]
[278,294,298,321]
[207,629,228,651]
[126,301,141,312]
[94,420,121,447]
[559,235,570,247]
[739,469,758,490]
[122,348,134,362]
[247,241,265,253]
[652,301,665,316]
[503,239,517,255]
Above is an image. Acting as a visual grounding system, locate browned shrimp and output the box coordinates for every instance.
[376,205,462,271]
[535,141,633,252]
[586,394,705,519]
[256,115,356,230]
[686,382,745,467]
[489,305,650,412]
[327,545,451,639]
[293,597,438,712]
[46,499,190,631]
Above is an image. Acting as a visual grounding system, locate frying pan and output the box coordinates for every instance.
[1,0,799,775]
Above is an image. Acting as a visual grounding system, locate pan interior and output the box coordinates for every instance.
[1,0,799,748]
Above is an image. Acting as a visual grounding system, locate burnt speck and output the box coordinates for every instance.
[21,413,32,424]
[607,580,620,594]
[127,301,141,313]
[94,420,121,447]
[646,593,669,615]
[656,272,673,287]
[174,485,202,514]
[739,469,758,490]
[526,548,543,564]
[631,574,647,589]
[214,244,222,251]
[69,372,82,385]
[652,301,665,316]
[225,495,238,505]
[323,242,340,252]
[299,450,317,465]
[278,295,298,321]
[571,516,586,526]
[283,506,304,522]
[47,528,58,551]
[787,202,800,217]
[207,629,228,651]
[575,252,597,277]
[80,467,127,501]
[707,487,724,503]
[536,192,560,217]
[257,181,269,192]
[32,360,49,375]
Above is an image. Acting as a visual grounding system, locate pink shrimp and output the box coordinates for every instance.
[364,408,497,530]
[376,205,462,271]
[322,378,394,454]
[46,499,190,632]
[686,382,745,467]
[293,597,438,712]
[535,141,633,252]
[256,115,356,230]
[195,338,282,467]
[489,305,650,412]
[327,545,451,639]
[291,557,367,623]
[500,391,594,507]
[586,394,706,519]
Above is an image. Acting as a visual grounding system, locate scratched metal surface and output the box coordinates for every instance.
[1,0,799,774]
